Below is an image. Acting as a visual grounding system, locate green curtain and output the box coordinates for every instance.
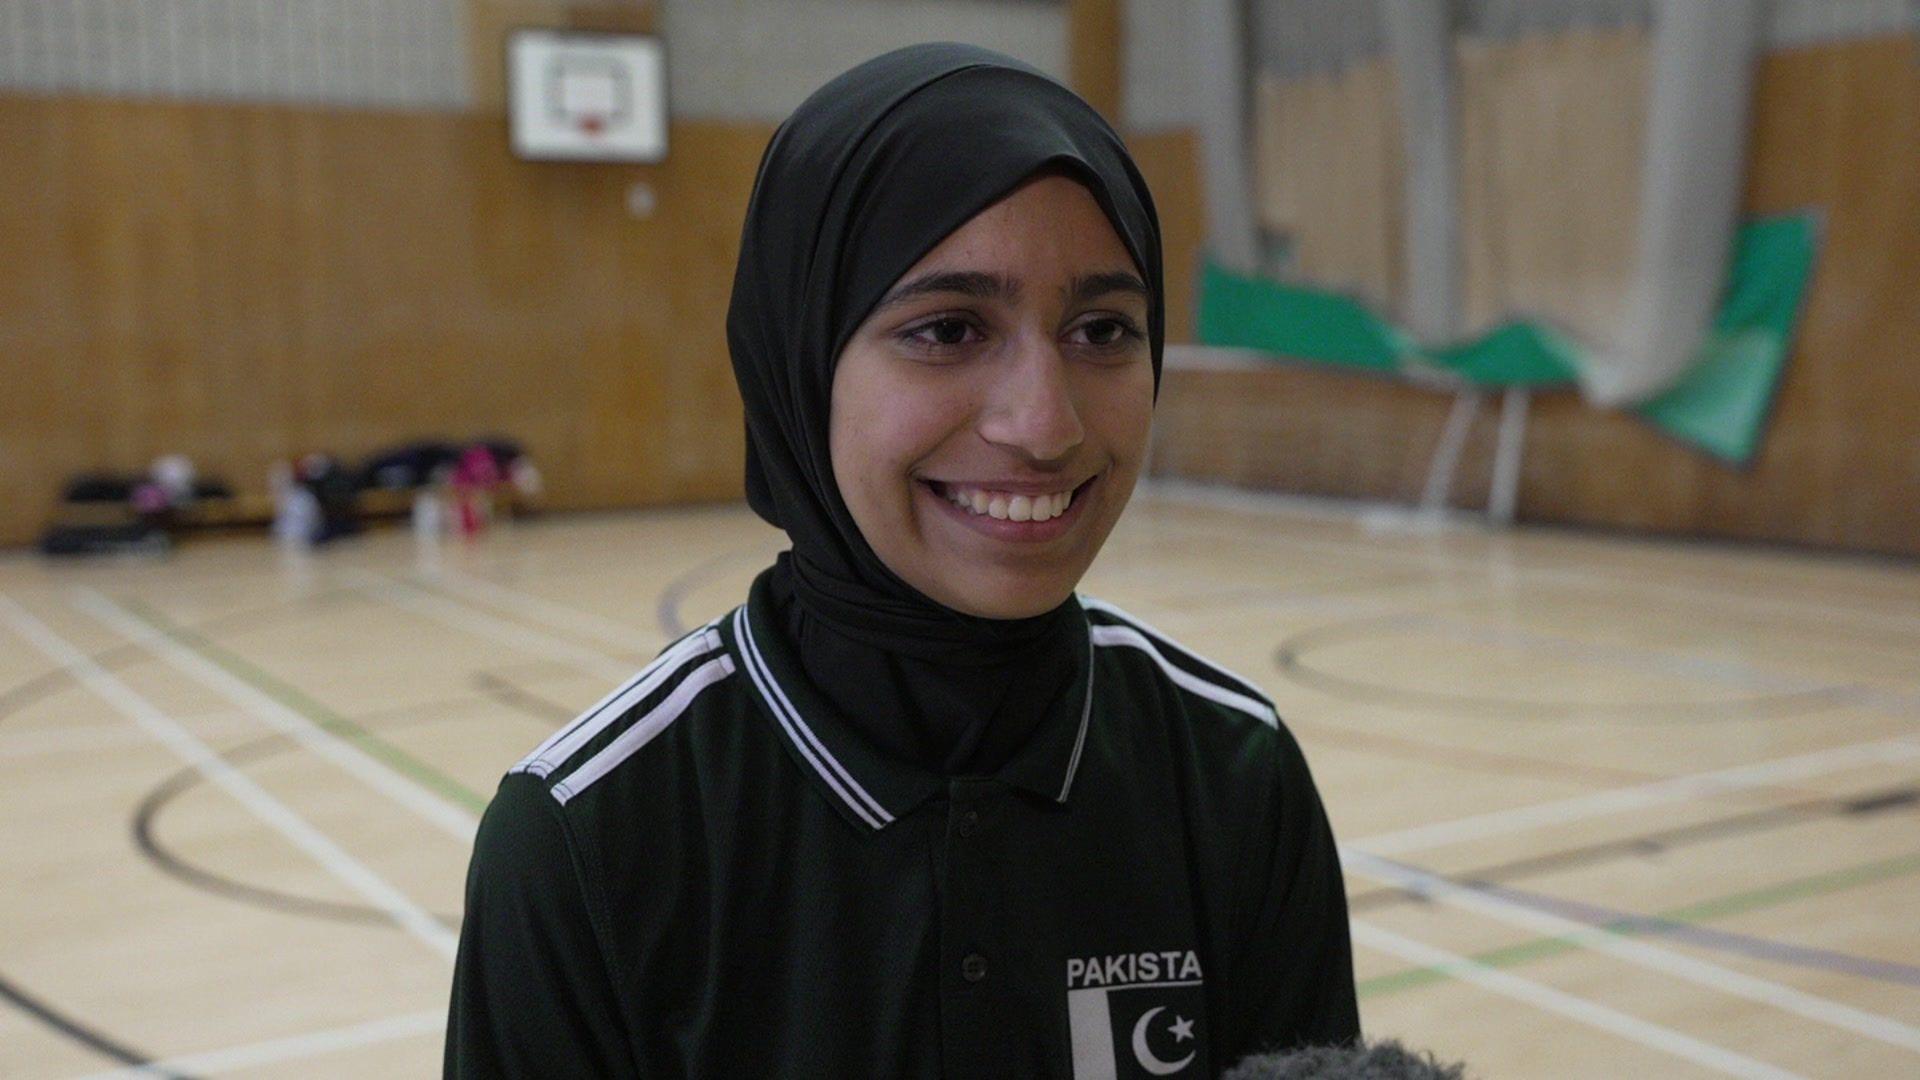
[1194,214,1818,464]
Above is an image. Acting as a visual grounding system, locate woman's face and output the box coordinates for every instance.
[830,173,1155,619]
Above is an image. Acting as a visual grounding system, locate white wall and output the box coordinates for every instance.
[663,0,1066,121]
[0,0,469,109]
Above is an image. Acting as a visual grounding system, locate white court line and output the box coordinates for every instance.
[68,1008,443,1080]
[1350,920,1803,1079]
[411,564,650,655]
[1353,735,1920,856]
[0,596,457,961]
[0,708,255,758]
[1345,849,1920,1054]
[1151,483,1920,638]
[73,590,480,845]
[333,567,636,684]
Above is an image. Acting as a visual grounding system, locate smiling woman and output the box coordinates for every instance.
[447,42,1358,1078]
[831,170,1157,620]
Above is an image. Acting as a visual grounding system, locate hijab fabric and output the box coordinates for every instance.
[725,42,1165,774]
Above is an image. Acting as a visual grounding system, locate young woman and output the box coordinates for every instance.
[448,42,1358,1078]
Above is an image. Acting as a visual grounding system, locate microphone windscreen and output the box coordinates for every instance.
[1221,1038,1468,1080]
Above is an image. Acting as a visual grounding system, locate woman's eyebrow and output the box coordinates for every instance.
[874,270,1016,313]
[1065,270,1149,307]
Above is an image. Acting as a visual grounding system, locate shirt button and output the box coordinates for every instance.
[961,953,988,982]
[957,810,979,837]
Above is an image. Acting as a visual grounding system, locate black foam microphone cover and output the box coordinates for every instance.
[1221,1039,1468,1080]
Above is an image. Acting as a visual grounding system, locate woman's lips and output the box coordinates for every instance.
[920,475,1097,542]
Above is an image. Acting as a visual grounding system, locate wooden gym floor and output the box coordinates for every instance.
[1,485,1915,1078]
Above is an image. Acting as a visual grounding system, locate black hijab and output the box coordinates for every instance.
[725,42,1164,775]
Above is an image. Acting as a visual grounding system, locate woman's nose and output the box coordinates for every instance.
[977,333,1085,463]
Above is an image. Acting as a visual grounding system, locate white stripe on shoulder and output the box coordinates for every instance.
[733,606,894,829]
[550,653,735,804]
[514,619,724,778]
[1080,596,1272,703]
[1083,604,1278,727]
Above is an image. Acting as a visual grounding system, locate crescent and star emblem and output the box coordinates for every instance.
[1129,1006,1196,1075]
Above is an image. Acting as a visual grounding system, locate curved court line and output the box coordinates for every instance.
[133,726,464,931]
[78,591,488,828]
[0,596,458,961]
[1350,920,1803,1079]
[655,547,771,639]
[0,970,180,1078]
[1272,612,1863,722]
[1343,848,1920,1053]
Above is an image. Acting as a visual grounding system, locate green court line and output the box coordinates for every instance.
[118,597,489,813]
[1359,849,1920,998]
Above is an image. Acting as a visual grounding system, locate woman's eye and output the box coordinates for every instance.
[1076,316,1144,349]
[901,317,982,352]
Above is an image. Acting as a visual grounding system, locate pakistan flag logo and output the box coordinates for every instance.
[1066,950,1208,1079]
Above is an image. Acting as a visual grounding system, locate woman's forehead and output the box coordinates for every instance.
[878,175,1145,295]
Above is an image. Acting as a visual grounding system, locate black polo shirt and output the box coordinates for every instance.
[446,571,1358,1078]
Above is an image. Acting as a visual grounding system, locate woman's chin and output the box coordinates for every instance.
[923,573,1079,621]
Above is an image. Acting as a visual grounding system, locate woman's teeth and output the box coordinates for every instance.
[940,484,1075,522]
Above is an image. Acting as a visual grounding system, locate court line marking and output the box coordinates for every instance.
[334,567,637,683]
[0,969,168,1076]
[1350,920,1802,1079]
[0,596,457,962]
[359,541,1918,867]
[409,563,650,655]
[0,708,256,758]
[1353,735,1920,856]
[1345,849,1920,1053]
[1360,849,1920,998]
[107,595,489,813]
[73,590,482,842]
[1148,483,1920,638]
[67,1007,444,1080]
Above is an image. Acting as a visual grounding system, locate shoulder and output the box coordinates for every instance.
[507,614,744,809]
[1080,595,1319,799]
[1080,595,1280,731]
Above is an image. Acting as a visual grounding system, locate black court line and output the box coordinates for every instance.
[0,970,189,1078]
[1272,613,1858,723]
[1348,783,1920,914]
[472,671,578,724]
[130,687,559,929]
[127,688,548,929]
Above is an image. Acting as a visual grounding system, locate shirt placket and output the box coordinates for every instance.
[936,776,1013,1077]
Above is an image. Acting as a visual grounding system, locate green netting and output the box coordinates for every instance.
[1425,320,1583,388]
[1194,258,1412,371]
[1633,214,1819,463]
[1194,213,1819,464]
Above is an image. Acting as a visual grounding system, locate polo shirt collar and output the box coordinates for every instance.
[725,571,1095,832]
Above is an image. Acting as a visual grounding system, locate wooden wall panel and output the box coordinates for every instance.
[1124,127,1204,345]
[0,96,755,547]
[1456,28,1647,344]
[1157,36,1920,559]
[1253,62,1404,316]
[1069,0,1124,124]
